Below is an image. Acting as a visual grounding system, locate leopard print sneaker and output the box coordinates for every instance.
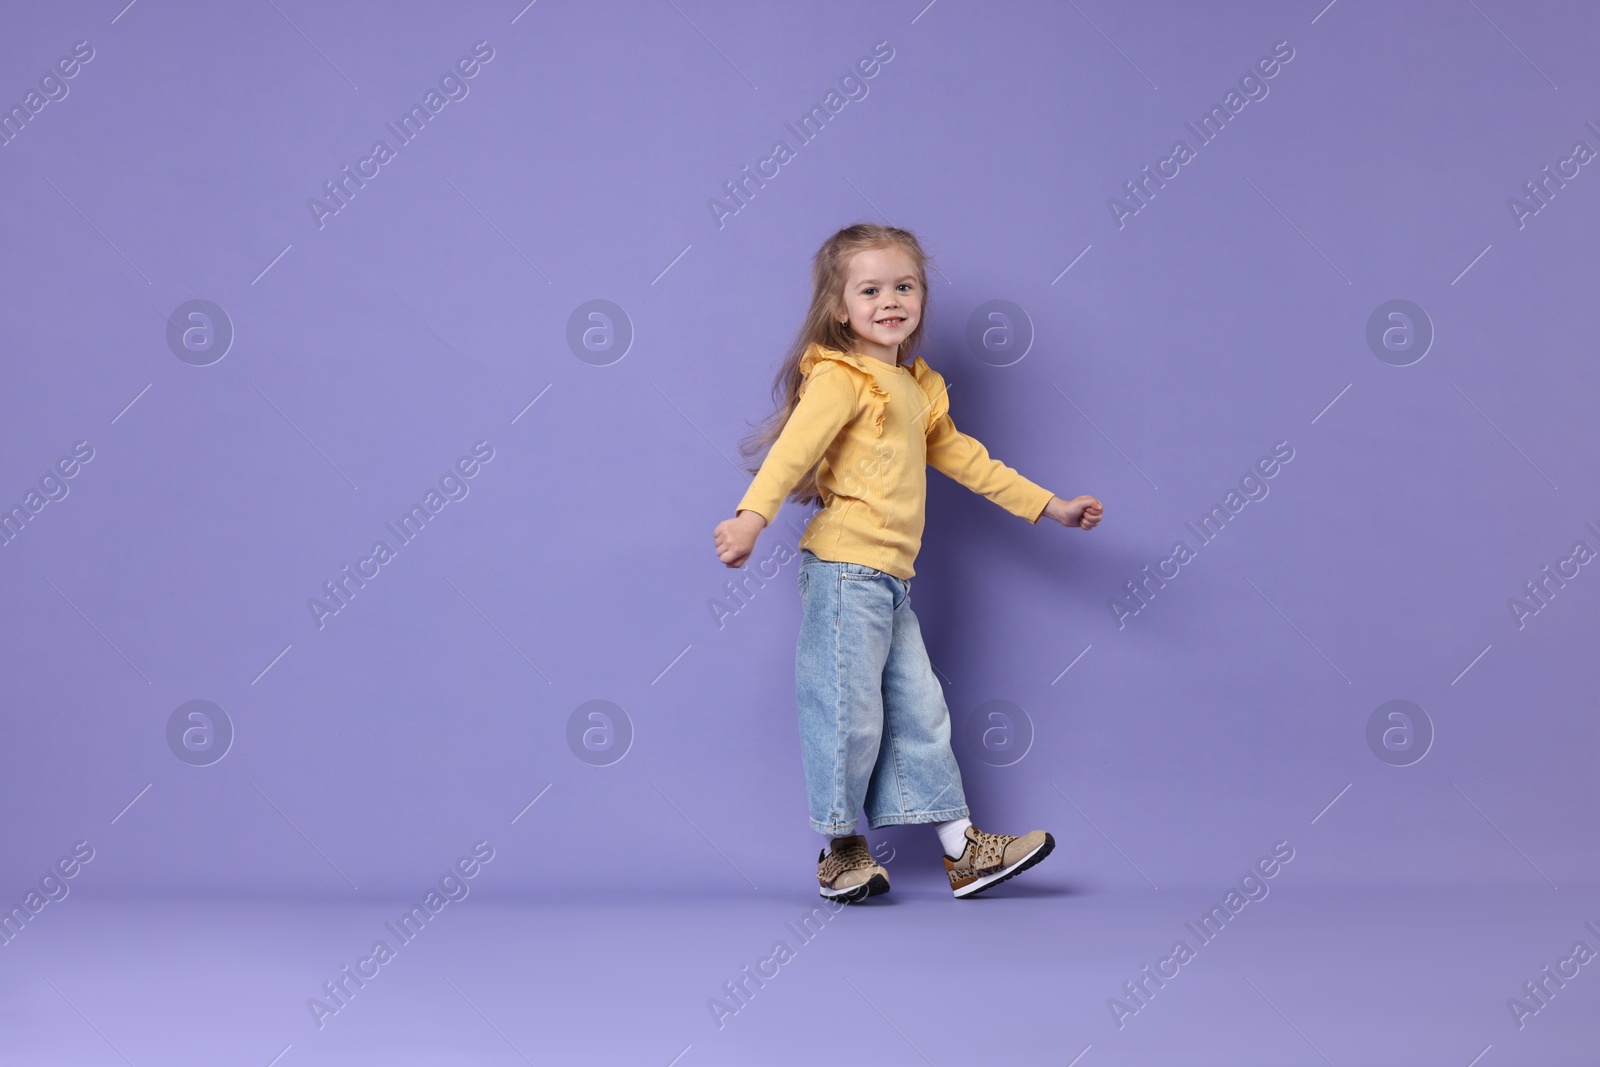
[817,834,890,903]
[944,824,1054,898]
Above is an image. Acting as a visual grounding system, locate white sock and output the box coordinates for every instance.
[825,833,853,854]
[936,817,972,859]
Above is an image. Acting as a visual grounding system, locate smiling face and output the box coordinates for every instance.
[836,244,923,366]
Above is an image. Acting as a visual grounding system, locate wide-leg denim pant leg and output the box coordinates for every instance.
[796,550,970,836]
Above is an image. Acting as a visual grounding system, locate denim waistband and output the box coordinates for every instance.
[800,547,885,577]
[799,548,908,589]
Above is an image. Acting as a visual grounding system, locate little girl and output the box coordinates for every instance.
[712,223,1104,902]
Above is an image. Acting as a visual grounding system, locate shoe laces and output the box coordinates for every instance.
[819,838,876,880]
[962,827,1015,870]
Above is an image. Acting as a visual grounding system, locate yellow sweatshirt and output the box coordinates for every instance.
[736,343,1055,580]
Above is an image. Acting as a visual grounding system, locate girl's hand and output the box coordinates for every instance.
[1044,494,1104,530]
[714,510,767,567]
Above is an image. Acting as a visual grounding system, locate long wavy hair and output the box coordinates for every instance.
[738,223,933,507]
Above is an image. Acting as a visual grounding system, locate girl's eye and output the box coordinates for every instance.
[898,283,913,292]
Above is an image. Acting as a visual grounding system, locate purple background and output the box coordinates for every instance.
[4,0,1595,897]
[6,2,1600,1062]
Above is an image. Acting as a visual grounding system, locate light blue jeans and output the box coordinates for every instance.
[796,549,970,836]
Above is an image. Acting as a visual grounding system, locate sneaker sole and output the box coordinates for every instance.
[820,872,890,903]
[952,833,1055,899]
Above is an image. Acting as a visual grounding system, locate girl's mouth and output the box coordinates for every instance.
[877,318,905,327]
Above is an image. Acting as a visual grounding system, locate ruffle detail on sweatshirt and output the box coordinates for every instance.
[865,375,888,438]
[799,343,890,439]
[907,357,949,435]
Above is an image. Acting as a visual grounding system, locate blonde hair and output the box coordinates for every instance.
[738,223,932,507]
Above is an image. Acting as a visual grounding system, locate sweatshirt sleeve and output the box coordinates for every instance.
[925,405,1055,523]
[735,362,859,525]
